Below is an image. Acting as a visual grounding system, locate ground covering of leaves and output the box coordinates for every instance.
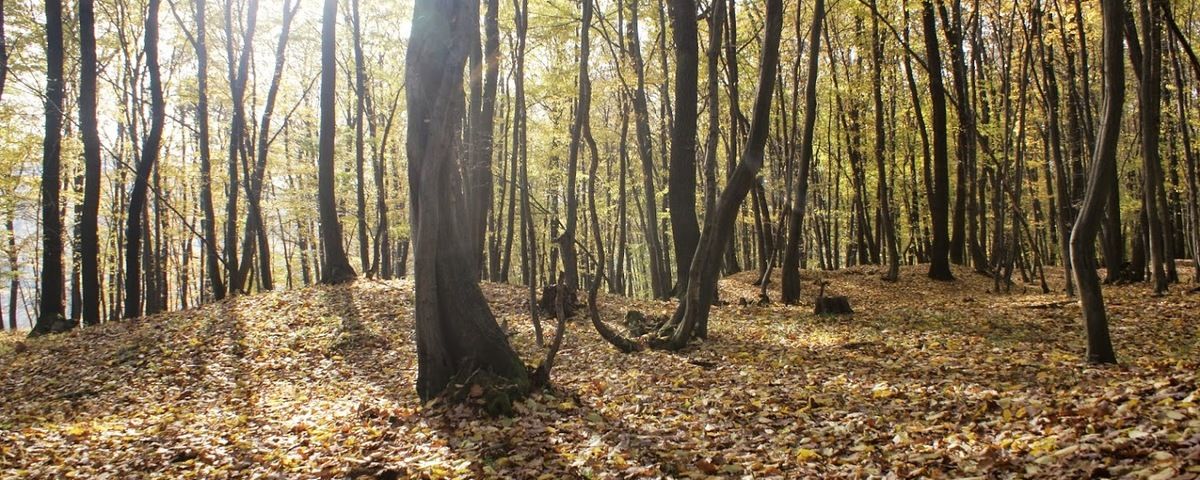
[1,265,1198,479]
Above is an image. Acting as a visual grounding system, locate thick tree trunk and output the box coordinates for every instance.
[317,0,356,284]
[1070,0,1121,364]
[408,0,529,402]
[666,0,700,292]
[33,0,66,334]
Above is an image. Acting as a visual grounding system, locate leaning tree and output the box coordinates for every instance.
[407,0,529,402]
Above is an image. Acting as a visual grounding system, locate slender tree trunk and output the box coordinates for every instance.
[1070,0,1121,364]
[223,0,258,293]
[318,0,356,284]
[79,0,103,326]
[924,0,954,281]
[625,0,668,299]
[560,0,595,290]
[351,0,370,274]
[189,0,226,301]
[872,0,899,281]
[122,0,165,320]
[780,0,825,304]
[1139,0,1169,294]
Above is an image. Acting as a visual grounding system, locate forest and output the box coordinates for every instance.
[0,0,1198,477]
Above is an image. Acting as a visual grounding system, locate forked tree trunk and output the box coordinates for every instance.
[407,0,529,402]
[659,0,784,351]
[190,0,226,301]
[1070,0,1121,364]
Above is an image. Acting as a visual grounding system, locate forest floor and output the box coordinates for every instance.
[0,265,1198,479]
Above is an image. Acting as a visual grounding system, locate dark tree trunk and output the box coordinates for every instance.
[223,0,258,294]
[466,0,501,276]
[317,0,356,284]
[780,0,825,304]
[666,0,700,292]
[237,0,297,292]
[32,0,67,334]
[924,1,954,281]
[407,0,529,402]
[122,0,165,320]
[79,0,102,326]
[660,0,784,350]
[1070,0,1121,364]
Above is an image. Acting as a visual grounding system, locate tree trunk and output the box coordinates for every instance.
[660,0,783,350]
[317,0,356,284]
[1138,0,1169,294]
[780,0,825,304]
[560,0,596,290]
[667,0,701,292]
[189,0,226,301]
[121,0,165,320]
[924,1,954,281]
[408,0,529,402]
[626,0,669,299]
[79,0,102,326]
[1070,0,1121,364]
[871,0,900,281]
[32,0,67,334]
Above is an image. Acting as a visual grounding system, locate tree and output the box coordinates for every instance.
[123,0,166,319]
[559,0,597,291]
[666,0,700,291]
[317,0,356,285]
[351,0,370,275]
[871,0,900,282]
[187,0,226,301]
[780,0,826,304]
[31,0,67,334]
[659,0,784,350]
[224,0,258,293]
[79,0,102,326]
[923,1,954,281]
[407,0,529,402]
[1138,0,1169,295]
[1070,0,1122,364]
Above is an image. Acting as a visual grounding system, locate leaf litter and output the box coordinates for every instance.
[0,264,1197,479]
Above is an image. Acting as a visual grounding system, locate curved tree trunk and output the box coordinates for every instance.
[666,0,700,292]
[79,0,102,326]
[122,0,165,320]
[1070,0,1121,364]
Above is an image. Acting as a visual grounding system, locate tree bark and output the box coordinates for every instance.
[317,0,357,284]
[660,0,784,350]
[666,0,700,292]
[32,0,67,334]
[79,0,102,326]
[780,0,825,304]
[122,0,165,320]
[408,0,529,402]
[1070,0,1121,364]
[924,1,954,281]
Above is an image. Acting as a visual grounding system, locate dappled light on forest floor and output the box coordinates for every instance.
[1,265,1197,478]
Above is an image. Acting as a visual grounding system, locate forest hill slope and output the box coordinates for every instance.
[0,265,1197,479]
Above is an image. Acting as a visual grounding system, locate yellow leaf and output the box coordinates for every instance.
[796,448,821,462]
